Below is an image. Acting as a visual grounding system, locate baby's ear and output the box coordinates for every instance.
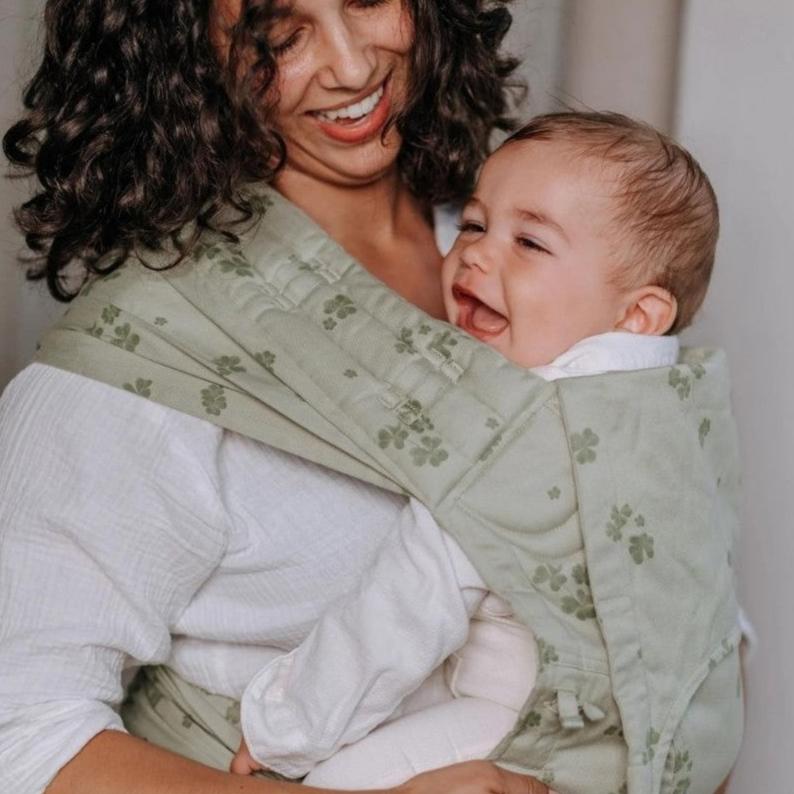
[615,286,678,336]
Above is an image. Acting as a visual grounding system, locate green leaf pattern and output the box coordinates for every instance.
[533,564,567,592]
[571,428,599,464]
[607,504,655,564]
[395,328,418,355]
[213,356,247,377]
[102,305,121,324]
[201,384,227,416]
[110,323,140,352]
[642,727,660,764]
[536,637,559,669]
[629,533,655,565]
[561,588,596,620]
[699,417,711,447]
[376,399,449,467]
[378,425,409,451]
[254,351,276,374]
[123,378,153,398]
[606,504,634,542]
[664,742,694,794]
[428,330,459,361]
[534,563,596,621]
[324,295,357,323]
[194,242,254,278]
[669,363,706,400]
[409,436,449,468]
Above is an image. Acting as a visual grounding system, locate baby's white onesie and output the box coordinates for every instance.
[241,332,680,789]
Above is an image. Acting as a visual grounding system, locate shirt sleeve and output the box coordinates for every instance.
[241,498,487,778]
[0,365,229,794]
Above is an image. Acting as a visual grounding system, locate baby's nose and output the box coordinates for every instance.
[461,243,493,274]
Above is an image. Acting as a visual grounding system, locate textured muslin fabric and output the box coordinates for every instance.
[0,365,477,793]
[0,204,458,794]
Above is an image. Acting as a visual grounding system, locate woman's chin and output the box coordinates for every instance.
[281,138,403,189]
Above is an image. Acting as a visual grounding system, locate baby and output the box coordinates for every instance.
[231,112,719,786]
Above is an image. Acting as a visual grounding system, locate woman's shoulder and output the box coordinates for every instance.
[0,362,230,551]
[0,362,223,459]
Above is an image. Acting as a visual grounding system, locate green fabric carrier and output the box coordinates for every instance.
[36,188,743,794]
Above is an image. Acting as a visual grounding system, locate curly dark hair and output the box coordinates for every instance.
[3,0,521,301]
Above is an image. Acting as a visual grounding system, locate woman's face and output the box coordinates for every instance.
[215,0,414,187]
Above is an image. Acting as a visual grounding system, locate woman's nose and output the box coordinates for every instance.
[316,17,378,91]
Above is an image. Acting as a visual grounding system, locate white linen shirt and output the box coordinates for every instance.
[0,206,464,794]
[0,361,427,793]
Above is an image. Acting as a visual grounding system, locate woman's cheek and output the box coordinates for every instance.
[394,2,416,52]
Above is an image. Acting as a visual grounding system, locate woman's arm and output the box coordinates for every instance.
[47,730,547,794]
[0,367,230,792]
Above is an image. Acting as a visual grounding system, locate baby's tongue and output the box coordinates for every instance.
[471,302,509,334]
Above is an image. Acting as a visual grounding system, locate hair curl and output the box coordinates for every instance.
[3,0,520,301]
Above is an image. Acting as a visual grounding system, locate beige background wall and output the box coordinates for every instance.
[675,1,793,788]
[561,0,682,132]
[0,0,26,387]
[1,0,62,387]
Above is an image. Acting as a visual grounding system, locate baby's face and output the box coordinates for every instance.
[441,139,629,369]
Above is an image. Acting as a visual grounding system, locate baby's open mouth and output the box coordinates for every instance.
[451,285,509,340]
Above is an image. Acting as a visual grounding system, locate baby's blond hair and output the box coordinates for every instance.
[505,112,719,333]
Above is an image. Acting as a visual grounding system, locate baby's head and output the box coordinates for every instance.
[441,111,719,368]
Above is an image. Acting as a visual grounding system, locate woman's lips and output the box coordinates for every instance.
[310,76,392,145]
[452,285,509,341]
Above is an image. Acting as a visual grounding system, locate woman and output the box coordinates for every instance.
[0,0,551,792]
[0,2,741,792]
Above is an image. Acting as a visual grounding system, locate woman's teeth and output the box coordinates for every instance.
[316,85,384,123]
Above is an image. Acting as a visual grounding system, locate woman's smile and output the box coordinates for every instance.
[268,0,413,186]
[308,73,392,144]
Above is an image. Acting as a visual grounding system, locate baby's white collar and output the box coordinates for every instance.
[537,332,680,379]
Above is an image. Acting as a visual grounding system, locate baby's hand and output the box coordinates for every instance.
[230,739,265,776]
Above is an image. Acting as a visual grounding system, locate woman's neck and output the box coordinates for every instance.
[273,168,446,319]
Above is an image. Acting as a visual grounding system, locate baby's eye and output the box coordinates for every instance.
[516,236,550,254]
[457,221,485,234]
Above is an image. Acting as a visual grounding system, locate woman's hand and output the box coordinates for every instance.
[396,761,548,794]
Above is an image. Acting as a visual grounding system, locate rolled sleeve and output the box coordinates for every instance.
[0,365,229,793]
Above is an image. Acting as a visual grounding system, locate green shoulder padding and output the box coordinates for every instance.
[36,187,742,794]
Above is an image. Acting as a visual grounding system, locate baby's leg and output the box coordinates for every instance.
[302,697,519,790]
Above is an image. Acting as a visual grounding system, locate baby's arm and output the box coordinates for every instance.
[235,499,487,780]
